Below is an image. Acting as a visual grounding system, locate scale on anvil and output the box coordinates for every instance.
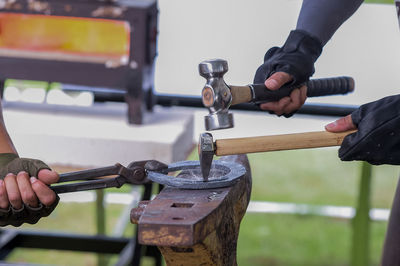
[0,0,158,124]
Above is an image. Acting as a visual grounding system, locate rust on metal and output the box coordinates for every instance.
[132,155,252,265]
[131,200,150,224]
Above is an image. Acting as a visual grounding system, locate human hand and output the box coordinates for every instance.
[325,95,400,165]
[254,30,322,117]
[0,154,59,226]
[258,72,307,116]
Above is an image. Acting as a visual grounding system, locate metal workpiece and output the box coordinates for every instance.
[134,155,252,265]
[147,160,246,189]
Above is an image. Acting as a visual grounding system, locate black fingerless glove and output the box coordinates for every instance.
[339,95,400,165]
[0,153,51,178]
[254,30,323,86]
[0,196,59,227]
[0,153,59,227]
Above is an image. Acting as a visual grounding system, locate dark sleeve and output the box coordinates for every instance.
[296,0,364,46]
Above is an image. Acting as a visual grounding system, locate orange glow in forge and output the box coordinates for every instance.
[0,13,130,60]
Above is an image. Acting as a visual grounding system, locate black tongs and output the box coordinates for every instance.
[51,160,167,194]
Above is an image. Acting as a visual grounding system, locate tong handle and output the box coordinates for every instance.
[52,177,125,194]
[58,164,122,183]
[52,163,126,194]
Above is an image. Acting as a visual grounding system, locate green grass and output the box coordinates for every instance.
[365,0,394,3]
[248,149,399,208]
[241,148,398,265]
[237,214,388,266]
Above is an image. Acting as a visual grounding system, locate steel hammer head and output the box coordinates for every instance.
[199,59,234,131]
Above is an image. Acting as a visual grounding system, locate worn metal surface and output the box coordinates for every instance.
[132,155,251,266]
[147,160,245,189]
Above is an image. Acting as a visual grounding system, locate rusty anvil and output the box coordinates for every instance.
[199,130,357,180]
[131,155,252,265]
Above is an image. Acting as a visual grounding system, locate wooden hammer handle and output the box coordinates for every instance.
[230,85,252,105]
[215,130,356,156]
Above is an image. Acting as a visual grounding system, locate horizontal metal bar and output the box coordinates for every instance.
[93,92,358,117]
[1,230,130,254]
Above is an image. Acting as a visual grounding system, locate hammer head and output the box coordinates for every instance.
[199,59,234,131]
[198,132,215,180]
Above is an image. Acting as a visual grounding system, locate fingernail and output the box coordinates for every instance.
[18,171,27,175]
[30,177,38,184]
[5,173,14,177]
[325,121,337,130]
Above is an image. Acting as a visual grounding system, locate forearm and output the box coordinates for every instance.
[296,0,364,46]
[0,99,17,154]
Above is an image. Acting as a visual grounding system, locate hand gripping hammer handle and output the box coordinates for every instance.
[230,76,354,105]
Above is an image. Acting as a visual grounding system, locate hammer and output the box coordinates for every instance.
[199,59,355,131]
[199,130,357,180]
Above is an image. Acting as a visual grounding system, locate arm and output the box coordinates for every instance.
[0,99,59,226]
[0,101,17,154]
[256,0,364,116]
[297,0,364,46]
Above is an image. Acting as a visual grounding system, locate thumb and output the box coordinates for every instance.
[38,169,59,185]
[265,72,293,91]
[325,115,357,133]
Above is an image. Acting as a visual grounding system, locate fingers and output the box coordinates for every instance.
[325,115,357,132]
[259,97,291,116]
[0,180,9,209]
[280,85,307,114]
[265,72,293,90]
[4,174,22,209]
[17,172,38,207]
[38,169,59,185]
[0,170,58,210]
[30,177,56,207]
[259,85,307,115]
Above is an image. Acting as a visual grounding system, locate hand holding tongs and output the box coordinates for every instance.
[51,160,168,194]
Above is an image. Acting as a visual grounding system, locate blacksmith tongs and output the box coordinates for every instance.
[51,160,168,194]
